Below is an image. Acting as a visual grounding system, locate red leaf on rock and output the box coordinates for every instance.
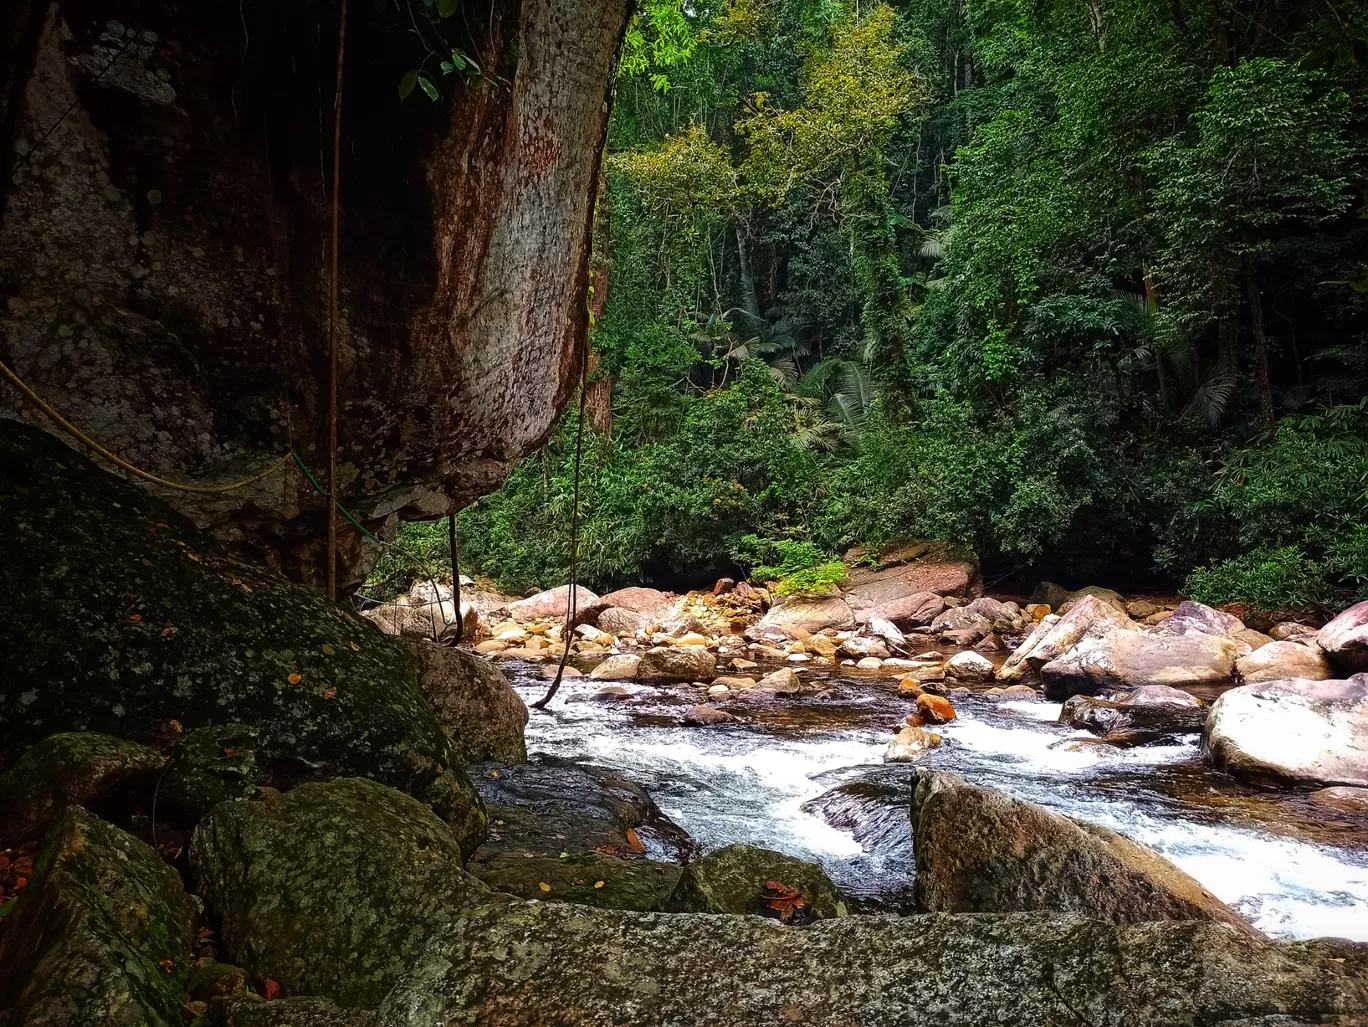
[264,979,280,1001]
[625,828,646,854]
[761,880,806,922]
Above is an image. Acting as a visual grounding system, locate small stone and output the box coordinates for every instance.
[788,652,813,663]
[916,693,957,724]
[855,657,883,670]
[682,705,736,726]
[884,724,943,763]
[945,651,994,682]
[898,677,924,697]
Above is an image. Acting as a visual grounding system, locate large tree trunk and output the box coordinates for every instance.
[0,0,631,587]
[1244,261,1275,426]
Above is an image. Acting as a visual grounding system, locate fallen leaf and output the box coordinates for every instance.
[127,614,143,624]
[594,881,605,889]
[538,882,552,892]
[186,551,201,562]
[347,641,361,651]
[264,978,280,1001]
[760,880,806,922]
[322,687,337,700]
[287,673,302,686]
[223,746,242,757]
[625,828,646,854]
[197,926,215,940]
[158,959,175,973]
[161,626,178,637]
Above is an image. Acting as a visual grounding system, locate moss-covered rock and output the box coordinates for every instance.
[0,731,166,844]
[163,725,261,817]
[0,806,196,1025]
[665,843,849,920]
[402,640,527,764]
[474,852,680,911]
[186,962,250,1002]
[0,421,484,852]
[189,778,493,1009]
[213,996,378,1026]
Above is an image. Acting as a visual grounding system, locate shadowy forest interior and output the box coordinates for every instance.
[370,0,1368,611]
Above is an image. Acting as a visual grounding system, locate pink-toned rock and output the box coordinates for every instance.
[600,587,674,615]
[866,591,946,629]
[1318,600,1368,675]
[843,541,981,614]
[1237,641,1333,684]
[597,607,649,636]
[1156,601,1245,640]
[509,585,604,625]
[757,596,855,635]
[997,595,1136,683]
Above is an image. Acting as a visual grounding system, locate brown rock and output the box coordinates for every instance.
[600,587,675,615]
[1236,640,1334,684]
[757,596,856,635]
[404,640,528,764]
[1318,600,1368,675]
[682,706,737,726]
[509,585,605,625]
[866,591,948,629]
[916,694,957,724]
[911,772,1258,936]
[637,646,716,683]
[997,595,1136,683]
[898,678,925,697]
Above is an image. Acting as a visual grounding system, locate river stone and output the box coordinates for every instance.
[403,639,527,763]
[637,645,716,683]
[929,606,993,641]
[1310,786,1368,812]
[1059,690,1206,745]
[1155,600,1246,639]
[758,595,856,635]
[465,761,691,911]
[0,806,196,1026]
[910,771,1256,934]
[162,723,260,817]
[361,587,481,641]
[945,650,994,682]
[508,584,605,625]
[1237,641,1334,685]
[866,591,946,629]
[844,540,982,609]
[600,587,675,615]
[1056,586,1128,616]
[838,635,890,660]
[597,606,650,636]
[1318,601,1368,675]
[997,594,1136,682]
[1039,628,1238,699]
[0,731,165,844]
[376,902,1368,1027]
[0,422,484,847]
[190,778,490,1008]
[664,843,849,920]
[884,725,943,763]
[589,653,642,680]
[1204,677,1368,787]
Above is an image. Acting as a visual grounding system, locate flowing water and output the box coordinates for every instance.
[506,662,1368,941]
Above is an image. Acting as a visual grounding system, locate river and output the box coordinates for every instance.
[507,663,1368,940]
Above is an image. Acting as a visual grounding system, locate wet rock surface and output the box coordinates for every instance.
[664,843,849,919]
[377,902,1368,1027]
[0,806,196,1026]
[190,778,490,1008]
[1059,687,1207,746]
[911,771,1257,933]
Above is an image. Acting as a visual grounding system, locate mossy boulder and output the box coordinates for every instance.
[0,731,166,844]
[0,421,484,852]
[402,640,527,764]
[0,806,196,1025]
[214,996,378,1026]
[474,853,680,911]
[189,778,492,1009]
[664,843,849,920]
[162,725,261,818]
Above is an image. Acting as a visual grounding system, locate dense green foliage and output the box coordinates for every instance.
[411,0,1368,610]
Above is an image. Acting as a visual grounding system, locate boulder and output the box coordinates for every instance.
[910,772,1255,934]
[1204,677,1368,787]
[508,585,605,625]
[749,667,812,695]
[466,761,691,911]
[1059,689,1206,745]
[682,705,737,726]
[996,595,1135,683]
[884,725,943,763]
[1056,586,1128,616]
[589,653,643,680]
[163,724,261,817]
[1318,601,1368,675]
[1157,600,1247,640]
[1237,641,1334,685]
[361,585,482,641]
[0,423,484,843]
[1027,581,1070,610]
[1310,786,1368,812]
[1039,629,1238,699]
[757,596,856,635]
[945,651,994,682]
[600,587,675,616]
[665,844,849,920]
[844,541,982,611]
[0,807,196,1026]
[838,636,890,660]
[866,591,947,629]
[375,903,1368,1027]
[929,607,993,641]
[190,778,490,1008]
[0,731,164,845]
[597,606,650,636]
[637,646,716,683]
[916,694,958,724]
[403,639,527,764]
[1271,621,1320,643]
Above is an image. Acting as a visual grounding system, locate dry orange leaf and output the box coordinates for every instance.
[322,687,337,700]
[761,880,806,922]
[347,641,361,651]
[158,959,175,973]
[127,614,142,624]
[538,882,552,892]
[264,978,280,1001]
[625,828,646,854]
[223,746,243,757]
[287,673,302,686]
[594,881,605,889]
[161,626,178,637]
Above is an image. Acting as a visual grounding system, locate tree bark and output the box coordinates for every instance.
[1244,261,1275,426]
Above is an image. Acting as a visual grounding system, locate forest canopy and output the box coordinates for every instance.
[388,0,1368,612]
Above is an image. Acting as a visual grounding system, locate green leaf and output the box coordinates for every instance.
[440,61,454,74]
[398,70,418,100]
[449,50,467,70]
[436,0,459,17]
[418,73,439,101]
[0,896,16,918]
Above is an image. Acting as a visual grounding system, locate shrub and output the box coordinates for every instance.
[773,561,849,597]
[1183,547,1331,611]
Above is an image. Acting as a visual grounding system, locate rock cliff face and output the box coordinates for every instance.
[0,0,630,585]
